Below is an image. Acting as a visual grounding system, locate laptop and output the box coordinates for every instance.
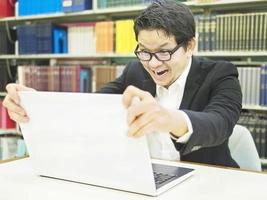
[18,91,194,196]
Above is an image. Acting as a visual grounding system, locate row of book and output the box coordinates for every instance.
[17,23,68,55]
[0,99,16,129]
[197,12,267,51]
[97,0,156,8]
[0,135,27,160]
[1,0,93,17]
[17,64,125,92]
[0,26,16,55]
[19,0,93,16]
[17,0,157,16]
[238,112,267,159]
[238,64,267,106]
[67,23,96,55]
[0,62,17,92]
[191,0,246,3]
[3,12,267,55]
[15,20,136,55]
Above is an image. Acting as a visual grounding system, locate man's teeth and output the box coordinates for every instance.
[156,70,167,75]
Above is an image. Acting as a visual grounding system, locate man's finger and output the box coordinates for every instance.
[6,83,35,104]
[8,110,29,123]
[128,111,154,137]
[3,96,27,116]
[127,101,154,125]
[122,85,151,108]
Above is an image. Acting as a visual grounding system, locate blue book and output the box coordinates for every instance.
[260,64,266,106]
[53,27,68,54]
[80,68,92,92]
[72,0,92,12]
[62,0,73,12]
[264,65,267,105]
[36,23,54,54]
[63,0,92,12]
[19,0,62,16]
[17,24,37,54]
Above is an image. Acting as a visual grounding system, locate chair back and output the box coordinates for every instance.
[229,125,262,171]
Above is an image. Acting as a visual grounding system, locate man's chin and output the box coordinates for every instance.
[154,80,170,88]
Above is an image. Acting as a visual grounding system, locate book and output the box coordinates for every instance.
[0,26,16,55]
[63,0,92,12]
[0,0,15,17]
[19,0,62,16]
[0,100,16,129]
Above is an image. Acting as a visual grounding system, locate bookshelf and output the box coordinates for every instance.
[0,129,18,136]
[0,0,267,168]
[242,105,267,111]
[0,51,267,60]
[0,92,7,96]
[261,158,267,165]
[2,51,267,60]
[0,53,135,60]
[0,0,267,26]
[189,0,267,11]
[0,5,147,25]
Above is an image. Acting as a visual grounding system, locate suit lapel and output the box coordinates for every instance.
[142,79,156,97]
[180,57,204,109]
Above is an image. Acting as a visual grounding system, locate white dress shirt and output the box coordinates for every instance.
[146,58,193,161]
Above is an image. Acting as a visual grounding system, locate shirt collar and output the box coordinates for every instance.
[156,57,192,96]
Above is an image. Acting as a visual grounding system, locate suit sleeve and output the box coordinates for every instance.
[175,62,242,155]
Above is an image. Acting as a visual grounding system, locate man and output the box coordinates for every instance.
[3,0,242,167]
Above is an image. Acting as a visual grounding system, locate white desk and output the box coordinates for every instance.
[0,158,267,200]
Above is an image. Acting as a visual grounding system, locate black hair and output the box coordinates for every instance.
[134,0,195,47]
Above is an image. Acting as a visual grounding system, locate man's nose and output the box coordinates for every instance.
[148,55,163,69]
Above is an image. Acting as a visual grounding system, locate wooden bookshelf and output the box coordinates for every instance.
[0,53,135,60]
[261,158,267,166]
[189,0,267,12]
[0,92,7,96]
[0,129,18,136]
[242,105,267,111]
[0,0,266,26]
[2,52,267,60]
[196,51,267,58]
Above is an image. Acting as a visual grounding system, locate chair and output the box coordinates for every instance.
[228,124,262,172]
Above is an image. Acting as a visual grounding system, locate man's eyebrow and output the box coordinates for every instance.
[138,42,171,50]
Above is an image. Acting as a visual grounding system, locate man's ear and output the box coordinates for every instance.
[186,38,196,56]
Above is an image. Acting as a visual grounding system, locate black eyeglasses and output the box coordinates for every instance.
[134,42,184,62]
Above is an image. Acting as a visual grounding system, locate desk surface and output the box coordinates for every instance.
[0,158,267,200]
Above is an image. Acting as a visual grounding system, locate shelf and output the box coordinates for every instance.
[0,92,7,96]
[0,129,18,136]
[196,51,267,58]
[2,51,267,60]
[0,53,135,60]
[189,0,267,12]
[1,0,266,25]
[242,105,267,111]
[0,5,147,25]
[261,158,267,165]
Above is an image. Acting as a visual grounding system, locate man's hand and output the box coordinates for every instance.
[3,83,35,123]
[122,85,188,138]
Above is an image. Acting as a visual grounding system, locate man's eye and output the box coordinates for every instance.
[140,50,150,53]
[139,51,150,54]
[156,51,170,55]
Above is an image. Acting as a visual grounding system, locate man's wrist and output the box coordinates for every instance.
[168,109,188,137]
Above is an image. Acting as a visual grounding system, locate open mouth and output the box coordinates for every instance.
[155,69,168,76]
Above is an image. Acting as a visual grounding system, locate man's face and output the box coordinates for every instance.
[137,29,190,88]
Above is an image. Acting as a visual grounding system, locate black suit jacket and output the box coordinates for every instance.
[98,56,242,168]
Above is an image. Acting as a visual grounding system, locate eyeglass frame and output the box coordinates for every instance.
[134,42,185,62]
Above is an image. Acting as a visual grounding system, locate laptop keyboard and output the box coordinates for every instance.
[153,171,177,186]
